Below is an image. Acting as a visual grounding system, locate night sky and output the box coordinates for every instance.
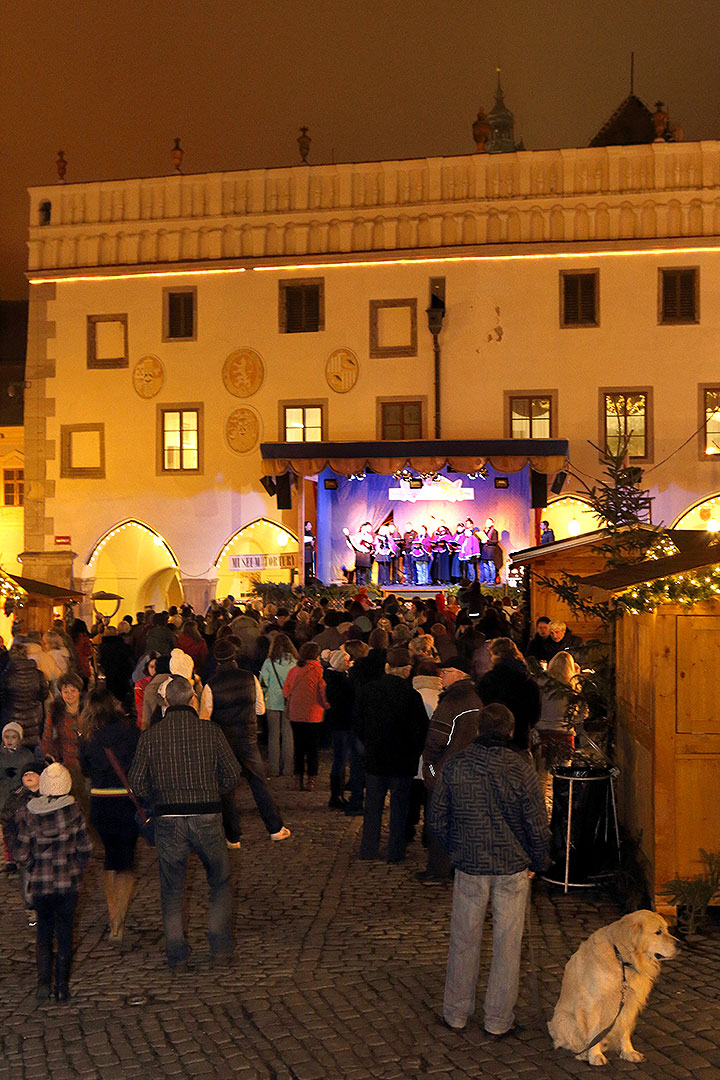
[3,0,719,298]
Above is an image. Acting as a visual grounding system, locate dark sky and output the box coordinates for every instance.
[2,0,719,298]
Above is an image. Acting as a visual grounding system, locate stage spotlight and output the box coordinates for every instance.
[324,478,339,490]
[551,471,568,495]
[260,476,277,497]
[494,477,509,489]
[408,478,423,490]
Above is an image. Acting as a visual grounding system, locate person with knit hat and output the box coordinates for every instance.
[1,722,35,869]
[14,762,92,1001]
[1,759,44,921]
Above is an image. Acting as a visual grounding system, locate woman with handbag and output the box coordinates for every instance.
[259,634,297,777]
[79,688,139,945]
[282,642,328,791]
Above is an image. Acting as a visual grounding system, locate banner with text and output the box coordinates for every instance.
[228,552,299,572]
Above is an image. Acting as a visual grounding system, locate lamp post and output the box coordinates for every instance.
[426,294,446,438]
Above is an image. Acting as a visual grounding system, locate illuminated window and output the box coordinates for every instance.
[703,388,720,456]
[660,268,698,324]
[3,469,23,506]
[560,271,598,327]
[380,400,423,440]
[283,404,324,442]
[603,391,650,460]
[279,279,324,333]
[509,395,552,439]
[158,405,202,472]
[163,288,196,340]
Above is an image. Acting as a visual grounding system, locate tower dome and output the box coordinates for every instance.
[487,68,516,154]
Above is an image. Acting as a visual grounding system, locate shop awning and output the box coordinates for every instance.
[7,574,84,601]
[260,438,568,478]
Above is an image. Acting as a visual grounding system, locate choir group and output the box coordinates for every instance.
[341,517,502,587]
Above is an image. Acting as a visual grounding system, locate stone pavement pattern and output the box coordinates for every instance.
[1,760,719,1080]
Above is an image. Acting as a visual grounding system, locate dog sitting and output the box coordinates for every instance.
[548,909,677,1066]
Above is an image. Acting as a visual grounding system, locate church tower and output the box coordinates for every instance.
[487,68,517,154]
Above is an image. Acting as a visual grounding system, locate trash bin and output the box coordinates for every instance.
[543,763,620,890]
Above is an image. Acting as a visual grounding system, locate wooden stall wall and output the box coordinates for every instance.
[528,545,609,641]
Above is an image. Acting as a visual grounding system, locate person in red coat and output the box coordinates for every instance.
[283,642,328,791]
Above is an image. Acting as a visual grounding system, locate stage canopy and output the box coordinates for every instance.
[260,438,569,478]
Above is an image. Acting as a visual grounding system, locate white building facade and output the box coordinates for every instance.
[23,140,720,611]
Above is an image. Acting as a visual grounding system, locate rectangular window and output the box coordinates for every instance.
[163,288,196,340]
[509,396,552,439]
[284,405,323,442]
[87,314,128,368]
[380,400,423,440]
[560,271,598,327]
[660,268,698,324]
[3,469,23,506]
[603,391,649,460]
[279,279,324,333]
[703,388,720,456]
[160,407,200,472]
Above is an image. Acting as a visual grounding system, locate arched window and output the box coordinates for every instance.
[39,201,52,226]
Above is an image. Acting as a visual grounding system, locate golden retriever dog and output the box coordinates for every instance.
[548,910,677,1066]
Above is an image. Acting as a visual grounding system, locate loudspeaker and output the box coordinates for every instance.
[551,470,568,495]
[260,476,277,497]
[275,472,293,510]
[530,470,547,509]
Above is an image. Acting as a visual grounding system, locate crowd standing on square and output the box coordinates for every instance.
[0,585,587,1035]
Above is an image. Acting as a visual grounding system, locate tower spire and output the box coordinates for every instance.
[630,51,635,94]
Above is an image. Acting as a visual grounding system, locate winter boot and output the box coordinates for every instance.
[36,942,52,1000]
[55,953,72,1002]
[328,771,347,809]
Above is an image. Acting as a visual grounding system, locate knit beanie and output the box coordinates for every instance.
[39,762,72,797]
[2,721,23,744]
[170,648,194,680]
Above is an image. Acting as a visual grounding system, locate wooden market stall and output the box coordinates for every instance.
[6,573,83,633]
[580,549,720,912]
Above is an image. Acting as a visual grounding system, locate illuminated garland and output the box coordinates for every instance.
[618,566,720,613]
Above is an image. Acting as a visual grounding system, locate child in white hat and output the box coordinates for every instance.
[1,722,35,868]
[14,762,92,1001]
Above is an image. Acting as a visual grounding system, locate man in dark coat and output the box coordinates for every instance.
[355,646,429,863]
[526,616,555,663]
[476,638,541,752]
[419,656,482,881]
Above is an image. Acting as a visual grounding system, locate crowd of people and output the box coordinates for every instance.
[0,588,585,1035]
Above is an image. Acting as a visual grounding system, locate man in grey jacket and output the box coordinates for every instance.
[429,703,550,1038]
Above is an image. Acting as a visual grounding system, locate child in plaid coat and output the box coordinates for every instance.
[14,763,92,1001]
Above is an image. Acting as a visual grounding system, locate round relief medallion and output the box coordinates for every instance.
[222,347,265,398]
[225,407,262,454]
[325,348,359,394]
[132,355,165,399]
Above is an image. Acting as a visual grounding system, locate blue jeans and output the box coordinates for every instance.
[443,869,530,1033]
[415,559,431,585]
[331,728,352,780]
[479,559,495,583]
[346,734,366,811]
[155,814,233,967]
[361,774,412,862]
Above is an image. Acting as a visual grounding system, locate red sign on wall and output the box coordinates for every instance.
[54,536,72,546]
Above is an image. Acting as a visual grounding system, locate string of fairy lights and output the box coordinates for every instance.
[617,567,720,613]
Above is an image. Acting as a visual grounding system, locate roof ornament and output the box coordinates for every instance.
[171,138,184,173]
[56,150,67,183]
[298,126,311,165]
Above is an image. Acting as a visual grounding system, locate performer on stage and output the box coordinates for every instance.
[343,522,375,586]
[373,524,397,586]
[387,521,402,584]
[402,521,417,586]
[431,519,454,585]
[458,518,480,581]
[304,520,316,585]
[479,517,500,584]
[450,521,465,582]
[410,525,432,585]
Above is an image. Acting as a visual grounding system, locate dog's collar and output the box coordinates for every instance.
[613,943,637,979]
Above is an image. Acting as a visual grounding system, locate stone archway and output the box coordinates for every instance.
[84,519,181,616]
[214,518,299,600]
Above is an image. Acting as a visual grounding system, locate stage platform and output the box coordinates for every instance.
[377,583,510,599]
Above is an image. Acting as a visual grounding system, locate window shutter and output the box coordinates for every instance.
[285,287,305,333]
[303,286,320,332]
[677,271,695,320]
[168,292,194,338]
[579,275,596,323]
[563,276,579,324]
[662,271,678,320]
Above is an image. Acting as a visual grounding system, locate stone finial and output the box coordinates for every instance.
[171,137,184,173]
[472,107,491,153]
[56,150,67,182]
[652,102,667,141]
[298,126,311,164]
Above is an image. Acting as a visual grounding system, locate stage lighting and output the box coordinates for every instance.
[494,477,509,489]
[324,478,339,490]
[260,476,277,497]
[408,478,423,490]
[551,471,568,495]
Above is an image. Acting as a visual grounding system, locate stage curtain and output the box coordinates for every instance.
[261,453,567,478]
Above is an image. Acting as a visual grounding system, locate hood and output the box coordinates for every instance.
[29,794,75,817]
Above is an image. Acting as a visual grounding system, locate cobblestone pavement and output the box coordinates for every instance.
[1,756,719,1079]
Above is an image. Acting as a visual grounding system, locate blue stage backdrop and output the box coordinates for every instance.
[316,466,532,583]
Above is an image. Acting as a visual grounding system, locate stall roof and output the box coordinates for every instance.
[511,526,711,566]
[578,544,720,594]
[7,574,83,600]
[260,438,569,478]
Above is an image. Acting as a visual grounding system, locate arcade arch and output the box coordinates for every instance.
[672,493,720,533]
[541,495,599,540]
[84,520,182,616]
[214,518,299,600]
